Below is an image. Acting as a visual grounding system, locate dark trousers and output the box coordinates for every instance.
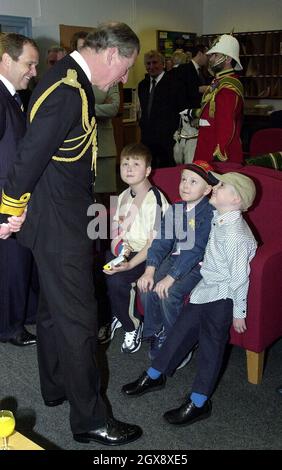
[105,251,146,331]
[33,246,107,434]
[142,260,201,338]
[0,237,38,340]
[141,134,175,169]
[152,299,233,397]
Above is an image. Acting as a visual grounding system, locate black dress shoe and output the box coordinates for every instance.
[44,396,67,407]
[122,371,166,397]
[9,328,36,347]
[73,417,142,446]
[163,398,212,426]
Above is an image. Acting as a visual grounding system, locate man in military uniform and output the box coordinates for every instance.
[189,34,244,163]
[0,22,142,446]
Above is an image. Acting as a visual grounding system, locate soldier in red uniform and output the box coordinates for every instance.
[190,35,244,163]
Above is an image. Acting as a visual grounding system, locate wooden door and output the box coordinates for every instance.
[59,24,94,51]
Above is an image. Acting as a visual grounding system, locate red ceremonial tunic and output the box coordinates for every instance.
[194,70,244,164]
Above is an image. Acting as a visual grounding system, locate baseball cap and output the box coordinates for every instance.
[211,171,256,211]
[184,160,218,185]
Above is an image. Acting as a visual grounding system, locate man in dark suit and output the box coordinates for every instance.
[176,45,209,109]
[138,50,185,168]
[0,33,38,346]
[0,22,142,447]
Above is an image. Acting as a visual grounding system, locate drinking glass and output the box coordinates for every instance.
[0,410,15,450]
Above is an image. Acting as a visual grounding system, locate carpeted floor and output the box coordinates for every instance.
[1,326,281,450]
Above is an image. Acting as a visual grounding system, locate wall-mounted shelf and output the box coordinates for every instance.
[201,30,282,99]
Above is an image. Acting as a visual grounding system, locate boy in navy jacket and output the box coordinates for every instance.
[138,160,217,359]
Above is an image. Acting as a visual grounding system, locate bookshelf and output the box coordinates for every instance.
[201,30,282,99]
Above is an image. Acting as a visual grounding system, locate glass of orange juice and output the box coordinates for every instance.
[0,410,15,450]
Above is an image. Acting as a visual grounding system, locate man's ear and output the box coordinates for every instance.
[106,47,118,65]
[2,52,13,68]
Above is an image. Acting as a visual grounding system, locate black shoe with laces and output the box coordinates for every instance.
[122,371,166,397]
[163,398,212,426]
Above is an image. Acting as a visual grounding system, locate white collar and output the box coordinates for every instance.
[213,210,241,225]
[192,60,200,73]
[0,74,16,96]
[70,51,91,82]
[152,71,165,84]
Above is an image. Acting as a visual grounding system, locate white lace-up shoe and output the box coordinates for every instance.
[98,316,122,344]
[121,322,143,354]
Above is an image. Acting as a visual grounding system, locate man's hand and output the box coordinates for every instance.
[7,208,27,233]
[0,223,12,239]
[0,208,27,239]
[154,275,175,299]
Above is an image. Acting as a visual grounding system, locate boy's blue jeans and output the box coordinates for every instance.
[141,257,202,339]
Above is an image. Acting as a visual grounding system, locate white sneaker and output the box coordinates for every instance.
[121,323,143,354]
[98,316,122,344]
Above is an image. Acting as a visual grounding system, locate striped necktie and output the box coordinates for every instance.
[14,92,24,112]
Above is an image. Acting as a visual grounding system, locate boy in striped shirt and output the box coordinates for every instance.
[122,171,257,427]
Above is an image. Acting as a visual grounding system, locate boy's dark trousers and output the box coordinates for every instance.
[105,251,146,331]
[152,298,233,397]
[141,258,202,339]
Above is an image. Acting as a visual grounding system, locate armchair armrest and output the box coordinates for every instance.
[230,242,282,352]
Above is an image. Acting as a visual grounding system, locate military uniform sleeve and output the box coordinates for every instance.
[212,88,241,162]
[0,86,81,221]
[0,101,6,140]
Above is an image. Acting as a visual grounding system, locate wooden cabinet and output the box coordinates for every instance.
[201,30,282,99]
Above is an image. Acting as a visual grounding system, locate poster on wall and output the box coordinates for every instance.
[157,30,196,57]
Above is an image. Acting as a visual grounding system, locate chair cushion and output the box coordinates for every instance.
[245,152,282,170]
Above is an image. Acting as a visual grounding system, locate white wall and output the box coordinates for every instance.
[0,0,202,85]
[203,0,282,33]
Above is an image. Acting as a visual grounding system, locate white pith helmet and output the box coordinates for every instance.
[206,34,242,71]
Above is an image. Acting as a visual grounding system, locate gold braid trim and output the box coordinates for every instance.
[29,69,97,172]
[269,153,278,169]
[212,144,228,162]
[200,76,244,118]
[0,190,31,216]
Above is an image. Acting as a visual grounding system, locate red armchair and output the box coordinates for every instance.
[150,163,282,384]
[249,128,282,156]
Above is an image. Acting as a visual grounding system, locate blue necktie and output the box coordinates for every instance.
[14,92,24,112]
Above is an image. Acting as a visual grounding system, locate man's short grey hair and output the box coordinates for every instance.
[84,22,140,58]
[144,50,165,66]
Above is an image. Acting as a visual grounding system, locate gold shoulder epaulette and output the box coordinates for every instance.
[29,69,97,173]
[61,69,81,88]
